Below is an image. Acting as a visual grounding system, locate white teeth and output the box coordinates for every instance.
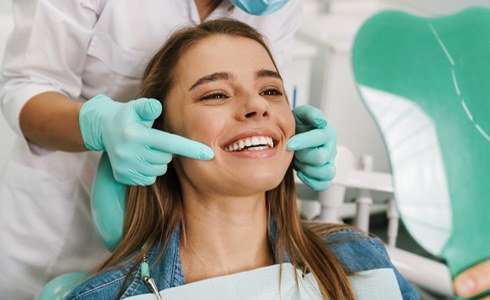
[225,136,275,152]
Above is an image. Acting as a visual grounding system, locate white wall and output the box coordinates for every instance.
[382,0,490,15]
[297,1,392,173]
[0,2,15,170]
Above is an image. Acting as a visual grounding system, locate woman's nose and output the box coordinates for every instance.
[238,93,270,120]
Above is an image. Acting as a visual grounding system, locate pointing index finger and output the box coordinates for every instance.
[144,130,214,160]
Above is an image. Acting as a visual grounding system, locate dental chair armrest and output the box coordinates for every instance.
[37,272,88,300]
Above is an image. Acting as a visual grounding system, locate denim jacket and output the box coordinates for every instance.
[68,224,420,300]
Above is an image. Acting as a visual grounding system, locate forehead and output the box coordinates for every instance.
[176,34,276,74]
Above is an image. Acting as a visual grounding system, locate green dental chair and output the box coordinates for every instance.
[38,152,126,299]
[352,7,490,299]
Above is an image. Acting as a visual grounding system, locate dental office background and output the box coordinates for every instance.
[1,0,489,177]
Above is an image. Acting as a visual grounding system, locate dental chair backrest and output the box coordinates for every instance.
[352,7,490,299]
[38,153,126,299]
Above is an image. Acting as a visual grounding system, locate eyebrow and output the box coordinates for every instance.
[188,69,282,91]
[189,72,233,91]
[256,69,282,80]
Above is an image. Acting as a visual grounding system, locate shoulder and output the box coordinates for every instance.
[324,228,392,272]
[66,266,126,300]
[66,262,146,299]
[67,241,173,299]
[323,228,421,300]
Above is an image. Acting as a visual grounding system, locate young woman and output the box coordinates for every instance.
[68,19,419,299]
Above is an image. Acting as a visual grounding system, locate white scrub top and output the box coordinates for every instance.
[0,1,302,299]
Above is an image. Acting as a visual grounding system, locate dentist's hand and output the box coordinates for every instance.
[454,259,490,299]
[288,105,337,191]
[79,94,214,185]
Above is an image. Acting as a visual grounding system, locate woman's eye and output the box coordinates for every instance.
[260,88,283,97]
[199,92,229,101]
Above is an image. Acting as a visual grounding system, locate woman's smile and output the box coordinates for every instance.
[221,129,281,158]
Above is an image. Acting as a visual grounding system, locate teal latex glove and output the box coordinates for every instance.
[288,105,337,191]
[79,94,214,185]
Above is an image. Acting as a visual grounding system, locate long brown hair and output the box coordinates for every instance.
[100,19,355,299]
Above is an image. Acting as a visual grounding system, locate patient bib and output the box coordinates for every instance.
[127,263,402,300]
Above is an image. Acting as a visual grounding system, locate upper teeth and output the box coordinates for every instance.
[225,136,274,152]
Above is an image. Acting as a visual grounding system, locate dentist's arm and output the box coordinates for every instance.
[454,260,490,299]
[288,105,337,191]
[20,92,86,152]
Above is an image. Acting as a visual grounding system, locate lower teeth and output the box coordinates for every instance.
[244,146,268,151]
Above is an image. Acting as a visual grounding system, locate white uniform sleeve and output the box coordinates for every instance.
[0,0,101,136]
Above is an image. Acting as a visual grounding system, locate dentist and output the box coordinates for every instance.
[0,1,336,299]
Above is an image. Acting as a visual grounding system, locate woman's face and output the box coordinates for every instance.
[165,34,295,197]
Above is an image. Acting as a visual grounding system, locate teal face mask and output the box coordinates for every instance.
[230,0,289,15]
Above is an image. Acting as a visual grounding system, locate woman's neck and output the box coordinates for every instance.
[180,193,274,283]
[194,0,222,22]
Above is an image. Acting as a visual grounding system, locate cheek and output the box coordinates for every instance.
[172,109,226,145]
[279,106,296,138]
[278,106,295,163]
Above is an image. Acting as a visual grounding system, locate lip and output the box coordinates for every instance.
[221,129,281,158]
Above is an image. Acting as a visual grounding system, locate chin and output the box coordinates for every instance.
[232,159,291,192]
[242,173,285,193]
